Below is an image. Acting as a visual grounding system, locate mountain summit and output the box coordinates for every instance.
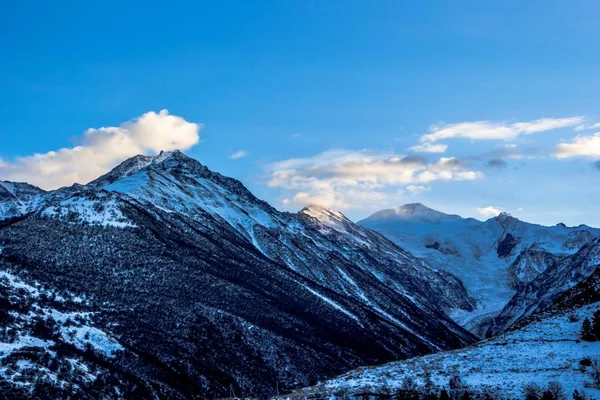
[364,203,463,224]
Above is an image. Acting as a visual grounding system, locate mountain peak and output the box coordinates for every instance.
[495,211,519,224]
[299,205,352,232]
[300,204,348,221]
[87,150,204,188]
[395,203,438,214]
[360,203,461,225]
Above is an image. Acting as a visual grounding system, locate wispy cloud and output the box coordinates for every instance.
[409,143,448,153]
[574,122,600,132]
[0,110,201,189]
[406,184,431,194]
[267,149,483,210]
[229,150,248,159]
[554,132,600,159]
[420,117,583,143]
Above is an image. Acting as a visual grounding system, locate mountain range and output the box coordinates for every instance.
[0,151,475,398]
[359,204,600,336]
[1,150,599,398]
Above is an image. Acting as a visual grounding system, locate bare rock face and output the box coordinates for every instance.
[488,237,600,335]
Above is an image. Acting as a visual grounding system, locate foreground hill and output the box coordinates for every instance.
[0,151,475,398]
[280,268,600,399]
[359,204,600,334]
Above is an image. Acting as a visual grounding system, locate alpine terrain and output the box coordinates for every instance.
[0,151,477,398]
[359,204,600,335]
[280,266,600,399]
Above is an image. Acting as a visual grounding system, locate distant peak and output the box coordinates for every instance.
[360,203,463,224]
[495,211,518,222]
[395,203,436,213]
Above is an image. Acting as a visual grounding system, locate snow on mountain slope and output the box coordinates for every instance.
[0,150,477,398]
[0,269,133,398]
[0,181,46,220]
[282,302,600,399]
[359,204,600,333]
[490,237,600,334]
[41,190,135,228]
[101,151,476,318]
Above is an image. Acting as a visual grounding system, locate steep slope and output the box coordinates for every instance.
[489,237,600,334]
[0,181,46,220]
[359,204,600,332]
[0,151,476,398]
[282,287,600,399]
[0,270,137,398]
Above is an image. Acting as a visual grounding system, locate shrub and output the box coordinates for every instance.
[581,318,596,341]
[547,382,567,400]
[591,359,600,387]
[523,383,543,400]
[568,313,580,323]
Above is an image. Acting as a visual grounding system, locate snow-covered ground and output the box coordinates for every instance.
[41,191,135,228]
[0,269,124,390]
[284,302,600,399]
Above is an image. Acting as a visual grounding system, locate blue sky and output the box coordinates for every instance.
[1,1,600,225]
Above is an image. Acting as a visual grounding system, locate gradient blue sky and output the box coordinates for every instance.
[1,1,600,225]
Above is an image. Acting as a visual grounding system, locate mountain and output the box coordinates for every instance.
[359,204,600,334]
[0,151,476,398]
[279,270,600,399]
[0,181,46,220]
[489,237,600,334]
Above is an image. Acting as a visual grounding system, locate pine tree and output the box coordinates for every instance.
[591,309,600,340]
[581,318,595,341]
[541,390,555,400]
[439,389,450,400]
[572,389,590,400]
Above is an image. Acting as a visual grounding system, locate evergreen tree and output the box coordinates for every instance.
[581,318,595,341]
[592,309,600,340]
[422,393,437,400]
[541,390,555,400]
[572,389,590,400]
[439,389,450,400]
[523,383,543,400]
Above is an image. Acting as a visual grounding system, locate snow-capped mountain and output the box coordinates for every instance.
[0,151,476,398]
[359,204,600,334]
[279,268,600,399]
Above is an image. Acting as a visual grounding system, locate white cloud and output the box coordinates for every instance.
[406,185,431,194]
[476,206,503,219]
[420,117,584,143]
[409,143,448,153]
[574,122,600,132]
[554,132,600,159]
[229,150,247,160]
[268,149,483,210]
[0,110,201,189]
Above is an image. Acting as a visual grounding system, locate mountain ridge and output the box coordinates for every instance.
[0,150,477,398]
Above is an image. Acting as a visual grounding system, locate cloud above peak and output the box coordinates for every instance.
[476,206,503,219]
[267,149,483,210]
[420,117,583,143]
[0,110,201,190]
